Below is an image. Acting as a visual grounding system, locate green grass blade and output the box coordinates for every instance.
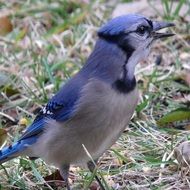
[157,108,190,126]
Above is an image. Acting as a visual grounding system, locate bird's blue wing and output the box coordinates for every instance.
[0,75,86,163]
[19,102,76,141]
[19,74,86,141]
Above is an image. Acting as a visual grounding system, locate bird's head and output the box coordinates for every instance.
[98,14,175,61]
[83,14,175,93]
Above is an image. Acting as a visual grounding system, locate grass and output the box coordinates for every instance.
[0,0,190,189]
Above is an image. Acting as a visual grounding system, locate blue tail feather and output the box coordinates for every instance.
[0,136,38,164]
[0,117,45,164]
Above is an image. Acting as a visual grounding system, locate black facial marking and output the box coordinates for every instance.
[98,28,137,94]
[0,150,2,155]
[97,33,135,55]
[118,35,135,57]
[113,77,136,93]
[145,18,153,29]
[108,35,137,93]
[97,34,120,43]
[113,56,136,94]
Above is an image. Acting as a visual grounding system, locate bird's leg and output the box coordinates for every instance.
[87,160,105,190]
[60,164,71,190]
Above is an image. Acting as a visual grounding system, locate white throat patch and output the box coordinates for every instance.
[125,47,150,80]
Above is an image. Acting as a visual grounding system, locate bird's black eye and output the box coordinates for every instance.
[136,26,146,36]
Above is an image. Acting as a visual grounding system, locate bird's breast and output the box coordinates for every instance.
[32,78,139,166]
[69,78,139,160]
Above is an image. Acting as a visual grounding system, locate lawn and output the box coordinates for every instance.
[0,0,190,189]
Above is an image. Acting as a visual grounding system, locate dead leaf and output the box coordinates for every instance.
[89,181,99,190]
[142,166,151,173]
[44,169,73,188]
[19,118,28,126]
[44,170,64,181]
[0,16,13,36]
[41,12,53,29]
[185,125,190,130]
[180,71,190,86]
[44,170,65,188]
[180,52,190,60]
[174,94,190,104]
[0,128,8,148]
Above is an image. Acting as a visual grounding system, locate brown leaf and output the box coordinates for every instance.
[180,52,190,61]
[44,170,63,181]
[44,170,73,188]
[185,125,190,130]
[0,128,8,148]
[19,118,28,126]
[41,12,53,29]
[173,94,190,105]
[0,16,13,36]
[44,170,65,188]
[89,181,99,190]
[181,71,190,86]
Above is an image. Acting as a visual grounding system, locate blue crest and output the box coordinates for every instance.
[98,14,146,37]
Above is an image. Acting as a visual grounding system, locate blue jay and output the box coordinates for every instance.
[0,14,174,190]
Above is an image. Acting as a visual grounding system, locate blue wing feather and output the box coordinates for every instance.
[19,74,86,141]
[0,73,87,163]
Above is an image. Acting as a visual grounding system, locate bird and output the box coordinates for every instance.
[0,14,174,190]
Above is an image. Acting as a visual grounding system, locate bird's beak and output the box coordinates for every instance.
[152,21,175,39]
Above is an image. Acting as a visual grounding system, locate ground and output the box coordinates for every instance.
[0,0,190,189]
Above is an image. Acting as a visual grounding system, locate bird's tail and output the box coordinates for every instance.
[0,116,45,164]
[0,137,36,164]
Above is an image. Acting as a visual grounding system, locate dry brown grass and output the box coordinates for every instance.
[0,0,190,189]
